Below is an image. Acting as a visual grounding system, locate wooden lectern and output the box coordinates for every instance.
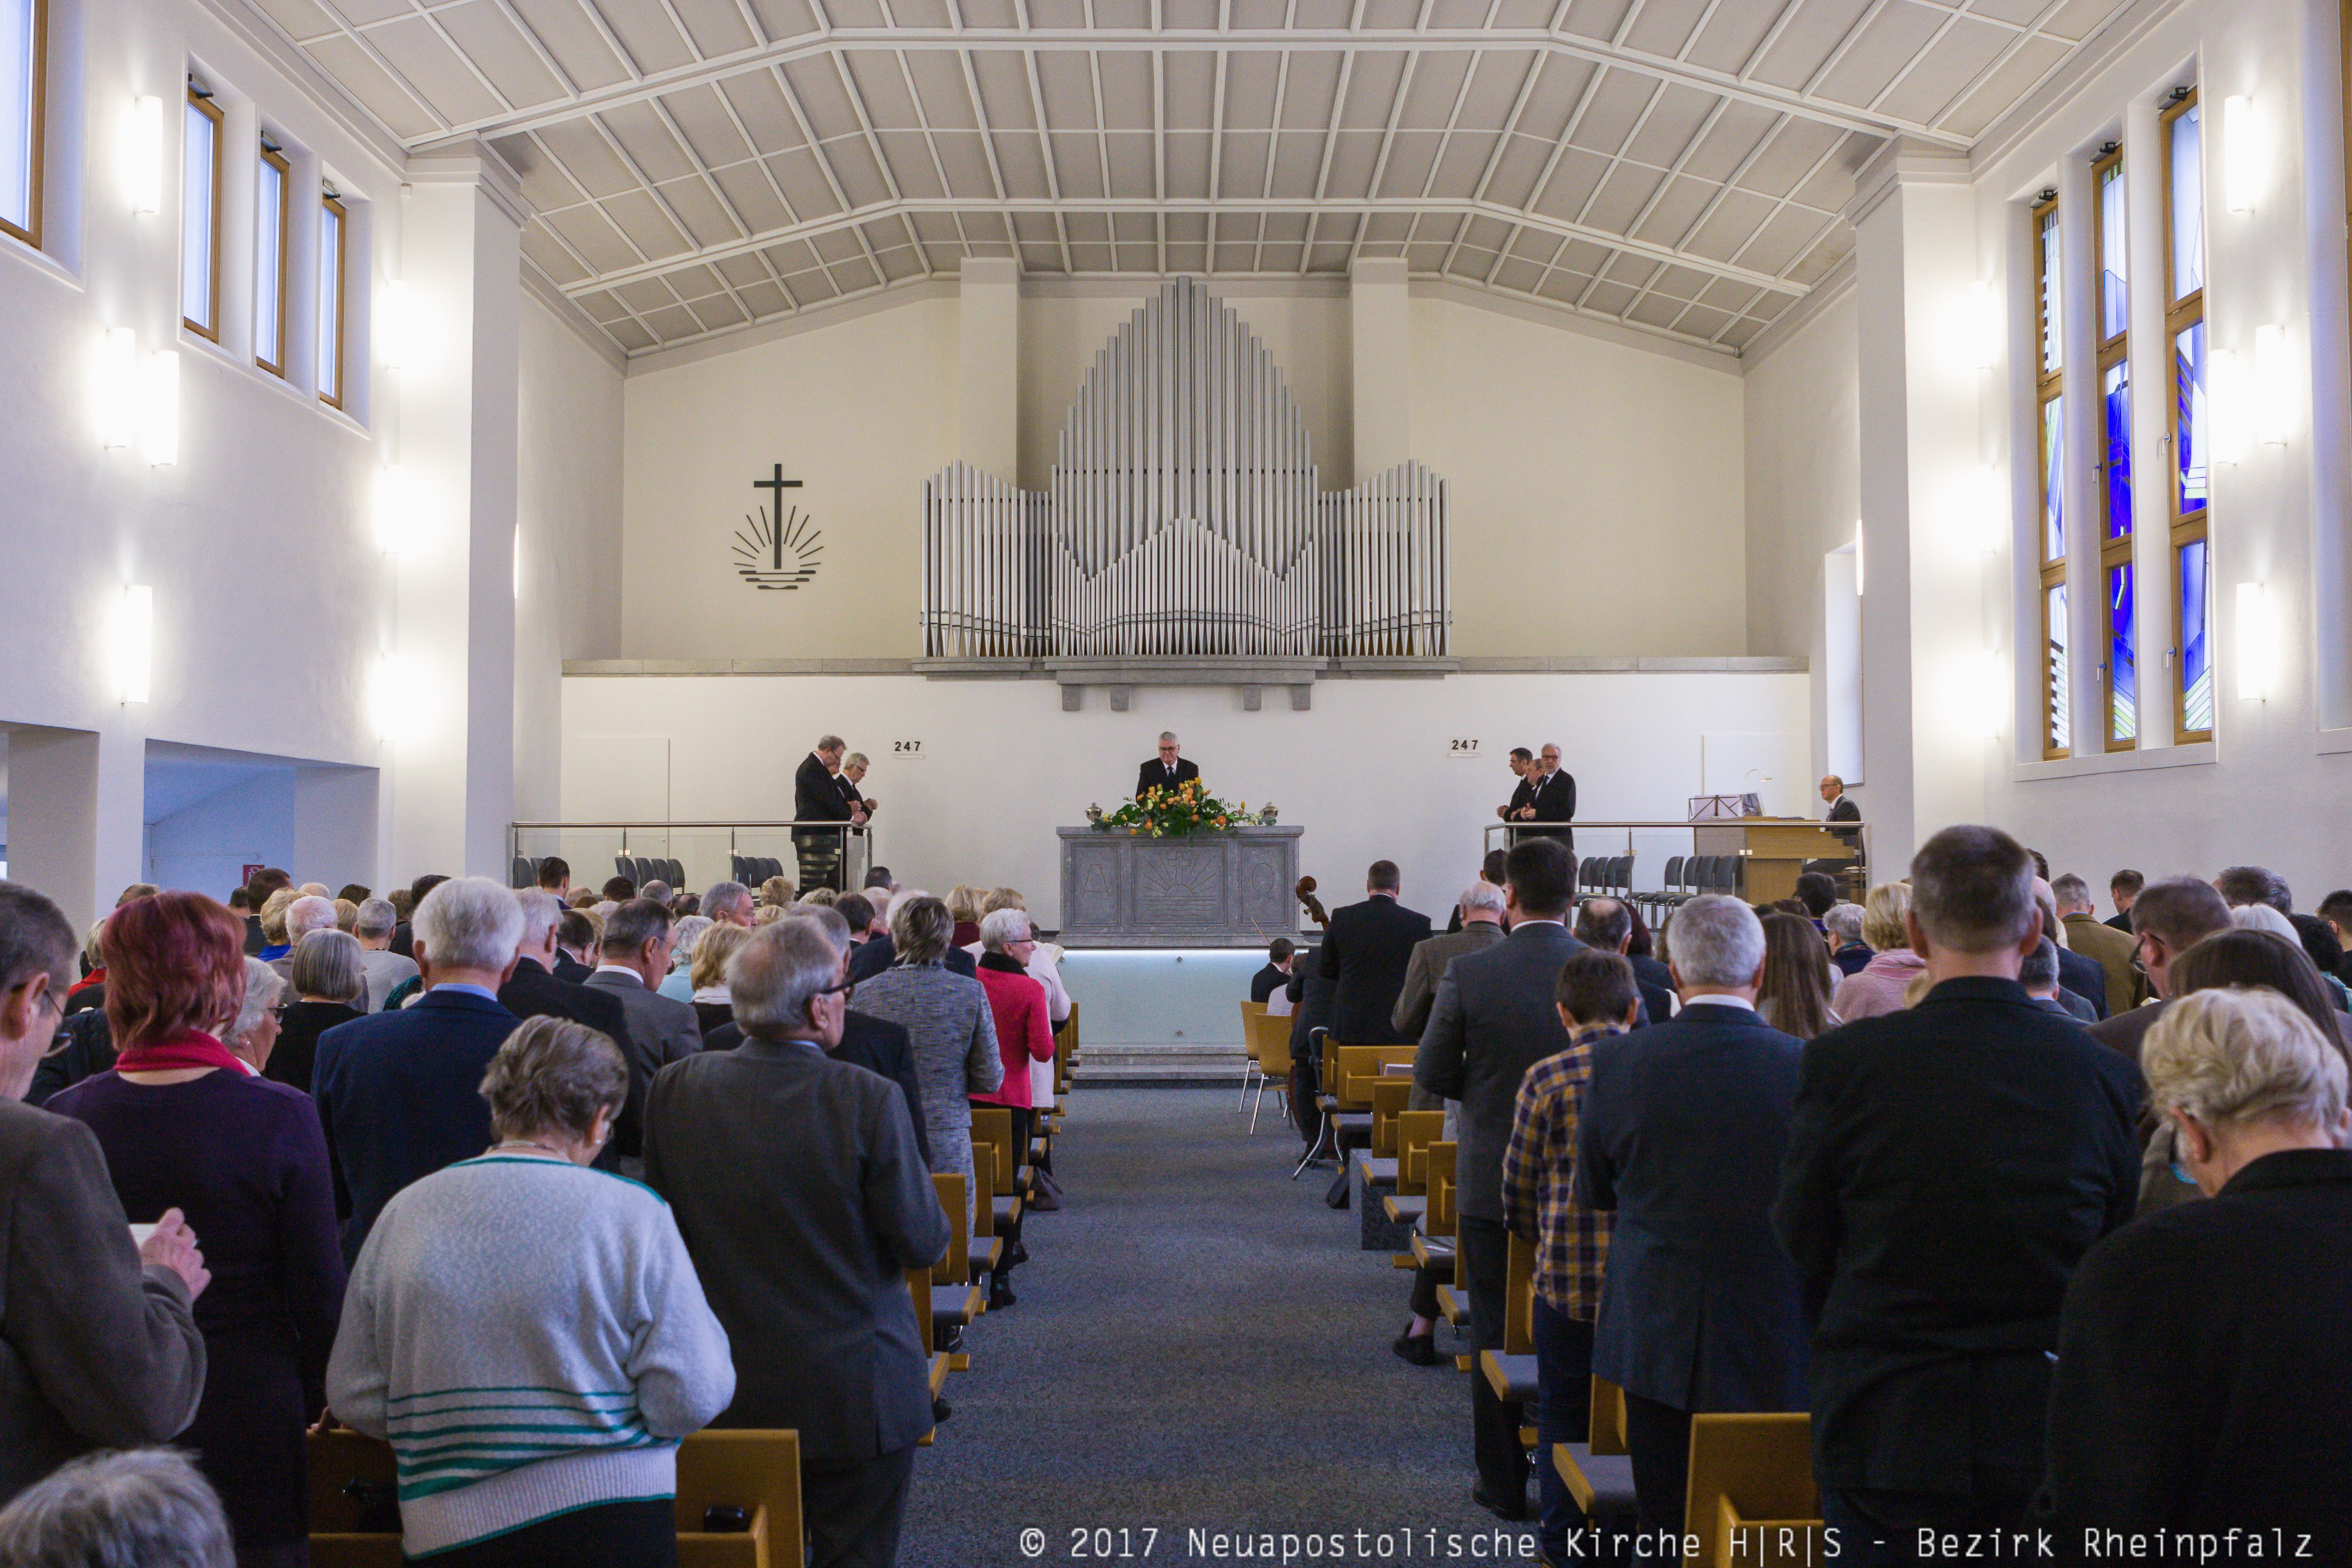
[1694,820,1859,904]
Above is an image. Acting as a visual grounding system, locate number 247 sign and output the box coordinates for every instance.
[1446,738,1480,757]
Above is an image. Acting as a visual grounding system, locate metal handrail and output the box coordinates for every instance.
[510,820,866,829]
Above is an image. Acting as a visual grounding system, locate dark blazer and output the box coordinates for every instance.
[581,967,703,1082]
[27,1010,116,1107]
[1635,978,1676,1028]
[267,1000,365,1096]
[2088,999,2167,1068]
[1579,1001,1808,1413]
[1831,942,1873,978]
[312,989,521,1264]
[1773,977,2143,1494]
[2054,986,2098,1023]
[496,958,648,1161]
[1524,768,1576,852]
[1414,920,1581,1221]
[2056,944,2110,1019]
[0,1099,207,1506]
[794,752,854,825]
[1390,921,1506,1040]
[1249,963,1291,1005]
[1503,775,1535,818]
[244,915,267,956]
[1318,895,1433,1045]
[1134,756,1200,797]
[2102,910,2134,934]
[551,951,593,984]
[2034,1148,2352,1560]
[849,935,975,984]
[1825,793,1861,849]
[645,1039,949,1459]
[707,1011,932,1166]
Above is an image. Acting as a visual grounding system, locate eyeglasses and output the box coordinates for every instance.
[814,979,854,999]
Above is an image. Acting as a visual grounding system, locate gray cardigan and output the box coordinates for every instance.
[848,963,1004,1136]
[0,1099,206,1504]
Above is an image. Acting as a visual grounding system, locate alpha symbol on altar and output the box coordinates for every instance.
[733,463,823,591]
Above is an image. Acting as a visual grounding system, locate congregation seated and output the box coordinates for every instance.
[270,929,369,1093]
[853,895,1003,1227]
[48,893,344,1566]
[1756,909,1838,1039]
[1824,901,1870,976]
[1250,935,1296,1005]
[0,1448,234,1567]
[1826,881,1921,1021]
[329,1016,733,1566]
[704,880,756,929]
[1774,826,2143,1560]
[645,921,949,1568]
[2037,988,2352,1558]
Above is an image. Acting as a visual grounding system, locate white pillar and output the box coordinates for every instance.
[1851,140,1992,871]
[958,256,1019,482]
[1350,255,1411,484]
[7,725,143,933]
[388,146,524,884]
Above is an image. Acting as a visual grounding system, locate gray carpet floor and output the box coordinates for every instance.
[901,1086,1538,1568]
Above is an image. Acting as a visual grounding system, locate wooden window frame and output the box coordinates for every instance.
[255,141,290,377]
[1,0,45,250]
[2092,146,2135,752]
[2034,191,2069,760]
[2163,87,2212,745]
[181,86,224,342]
[318,190,347,409]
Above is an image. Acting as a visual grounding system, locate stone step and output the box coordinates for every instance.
[1076,1042,1251,1083]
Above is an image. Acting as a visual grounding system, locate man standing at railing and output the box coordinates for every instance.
[794,735,865,893]
[1511,743,1575,855]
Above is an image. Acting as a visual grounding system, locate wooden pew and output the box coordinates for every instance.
[309,1428,811,1568]
[970,1105,1026,1240]
[1687,1413,1821,1568]
[1369,1077,1413,1157]
[906,1266,950,1431]
[969,1140,1005,1286]
[930,1172,985,1367]
[1381,1109,1446,1261]
[1477,1229,1539,1408]
[1552,1377,1638,1532]
[1423,1142,1474,1351]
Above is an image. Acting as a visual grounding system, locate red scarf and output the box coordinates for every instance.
[113,1029,250,1074]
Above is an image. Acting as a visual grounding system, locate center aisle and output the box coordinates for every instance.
[903,1086,1534,1567]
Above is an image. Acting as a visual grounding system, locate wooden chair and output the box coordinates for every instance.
[1552,1377,1639,1532]
[1478,1229,1539,1406]
[1382,1109,1445,1236]
[1369,1077,1413,1157]
[929,1172,985,1366]
[969,1106,1025,1238]
[1237,999,1268,1109]
[905,1267,949,1429]
[307,1429,402,1568]
[1423,1142,1473,1340]
[675,1429,807,1568]
[1250,1013,1293,1134]
[1686,1413,1821,1568]
[969,1141,1004,1285]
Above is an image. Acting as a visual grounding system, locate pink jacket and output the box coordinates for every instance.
[1829,948,1929,1022]
[973,958,1056,1109]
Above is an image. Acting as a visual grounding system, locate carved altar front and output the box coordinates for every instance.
[1056,825,1303,948]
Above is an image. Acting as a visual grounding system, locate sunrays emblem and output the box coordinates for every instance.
[734,464,823,591]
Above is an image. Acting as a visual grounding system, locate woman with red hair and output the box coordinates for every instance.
[48,890,345,1568]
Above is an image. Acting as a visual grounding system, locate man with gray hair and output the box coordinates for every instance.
[350,898,417,1013]
[0,1448,234,1566]
[646,921,947,1568]
[2053,872,2144,1016]
[269,895,341,986]
[704,881,756,929]
[1135,731,1200,799]
[1573,897,1674,1027]
[1774,825,2141,1563]
[1824,903,1870,976]
[1576,894,1807,1543]
[497,889,645,1166]
[794,736,864,893]
[1392,882,1508,1045]
[314,877,529,1263]
[0,881,209,1505]
[586,900,704,1100]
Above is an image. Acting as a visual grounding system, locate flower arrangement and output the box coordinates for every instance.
[1093,779,1267,837]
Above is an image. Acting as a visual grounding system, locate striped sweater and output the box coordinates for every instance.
[325,1154,735,1558]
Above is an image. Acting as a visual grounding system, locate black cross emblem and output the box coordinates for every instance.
[754,463,804,572]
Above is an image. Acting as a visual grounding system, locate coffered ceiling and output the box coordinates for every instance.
[244,0,2141,358]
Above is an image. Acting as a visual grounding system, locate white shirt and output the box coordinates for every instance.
[1679,993,1757,1013]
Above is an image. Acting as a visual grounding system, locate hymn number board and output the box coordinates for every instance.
[732,463,824,592]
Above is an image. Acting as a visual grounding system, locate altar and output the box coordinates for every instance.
[1056,825,1304,948]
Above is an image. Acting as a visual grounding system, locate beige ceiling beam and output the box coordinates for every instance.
[416,29,1970,151]
[553,193,1812,298]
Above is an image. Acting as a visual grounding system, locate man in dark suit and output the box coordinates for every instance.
[1573,897,1674,1027]
[1495,747,1535,823]
[1578,893,1808,1539]
[646,921,948,1568]
[552,908,598,983]
[1250,938,1296,1005]
[794,734,861,892]
[1511,743,1575,854]
[1774,826,2143,1564]
[2105,869,2144,933]
[1414,837,1581,1520]
[2033,878,2109,1020]
[1393,886,1506,1042]
[1134,731,1201,799]
[498,890,646,1166]
[848,895,976,984]
[240,868,290,955]
[313,877,528,1264]
[583,899,704,1088]
[838,751,877,830]
[1803,774,1864,879]
[2087,877,2232,1069]
[1318,862,1432,1045]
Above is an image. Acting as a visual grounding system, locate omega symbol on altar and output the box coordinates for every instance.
[734,463,824,592]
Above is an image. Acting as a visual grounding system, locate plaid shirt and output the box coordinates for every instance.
[1500,1022,1621,1321]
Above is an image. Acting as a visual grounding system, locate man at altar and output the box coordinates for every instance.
[1135,732,1201,799]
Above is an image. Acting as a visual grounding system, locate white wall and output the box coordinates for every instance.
[515,296,625,820]
[613,280,1748,662]
[558,669,1810,929]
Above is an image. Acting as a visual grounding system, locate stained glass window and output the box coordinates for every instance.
[2180,539,2213,733]
[2047,583,2071,754]
[2174,320,2207,514]
[2099,157,2128,342]
[2103,362,2132,539]
[2037,204,2063,377]
[2171,103,2204,301]
[2042,396,2065,562]
[2109,564,2137,744]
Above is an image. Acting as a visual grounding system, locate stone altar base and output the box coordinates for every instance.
[1057,825,1304,949]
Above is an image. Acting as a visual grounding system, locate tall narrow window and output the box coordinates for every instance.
[0,0,43,247]
[255,141,289,376]
[2094,146,2134,749]
[181,85,223,339]
[316,189,345,408]
[2164,88,2212,740]
[2034,191,2069,758]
